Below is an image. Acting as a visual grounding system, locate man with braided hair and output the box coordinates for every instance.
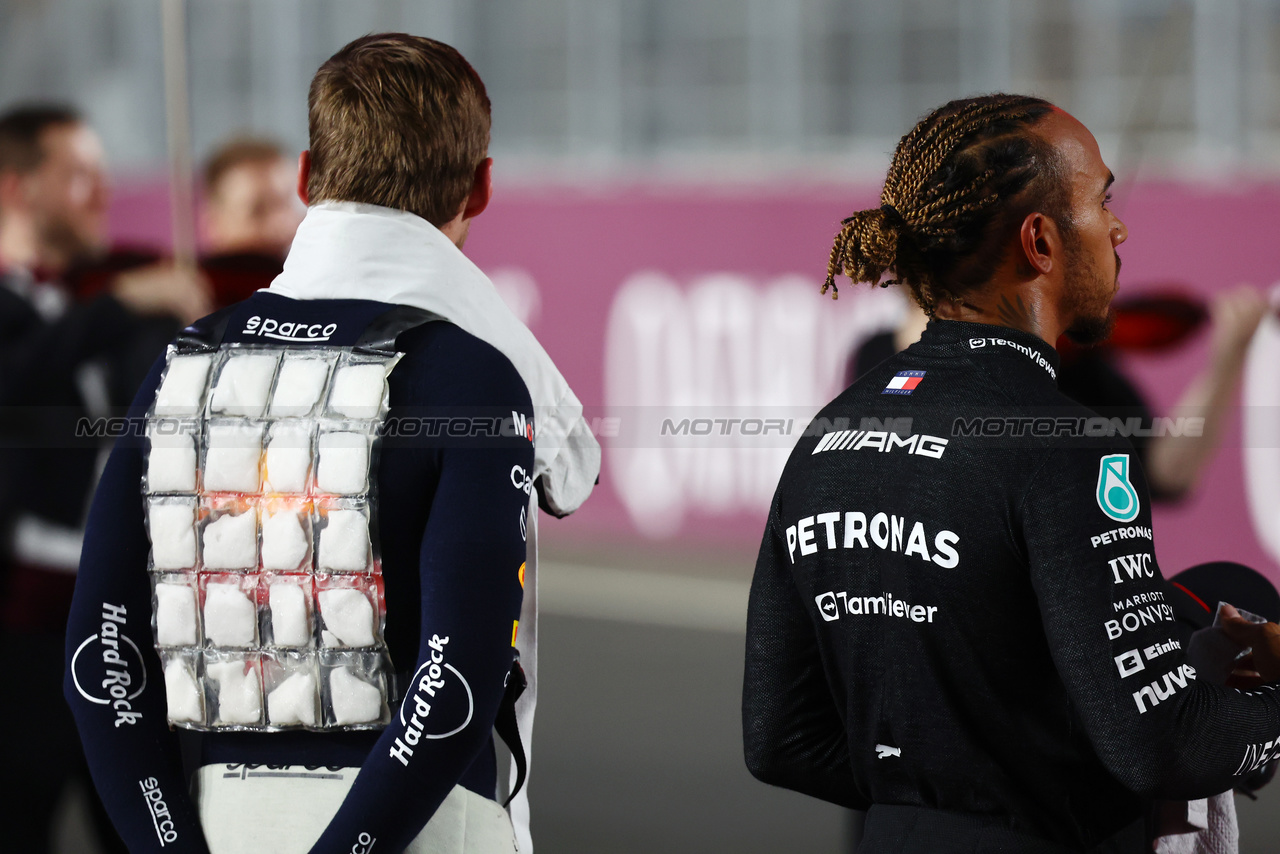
[743,94,1280,852]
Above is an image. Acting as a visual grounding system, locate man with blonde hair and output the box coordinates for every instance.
[67,34,598,854]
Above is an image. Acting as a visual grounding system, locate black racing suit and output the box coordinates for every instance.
[743,319,1280,852]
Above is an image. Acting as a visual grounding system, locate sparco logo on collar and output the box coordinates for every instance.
[242,315,338,342]
[71,603,147,727]
[1097,453,1140,523]
[389,634,475,767]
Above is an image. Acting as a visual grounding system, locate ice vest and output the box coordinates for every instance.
[141,298,436,732]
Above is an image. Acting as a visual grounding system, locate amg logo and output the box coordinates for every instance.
[1108,553,1155,584]
[1132,663,1196,714]
[242,315,338,342]
[810,430,948,458]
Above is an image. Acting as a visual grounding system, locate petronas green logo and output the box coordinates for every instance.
[1097,454,1140,522]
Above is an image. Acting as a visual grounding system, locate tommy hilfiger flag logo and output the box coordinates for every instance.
[883,370,925,395]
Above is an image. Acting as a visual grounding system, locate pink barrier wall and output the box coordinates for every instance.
[109,179,1280,583]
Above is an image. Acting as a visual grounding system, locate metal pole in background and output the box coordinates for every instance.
[161,0,197,270]
[1193,0,1243,164]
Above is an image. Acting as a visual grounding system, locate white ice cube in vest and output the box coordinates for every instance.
[211,354,278,417]
[205,423,263,493]
[270,358,330,416]
[147,430,197,493]
[329,666,381,725]
[261,510,309,571]
[269,582,311,646]
[318,588,375,647]
[150,503,196,570]
[164,659,203,723]
[267,671,318,726]
[317,432,369,494]
[264,424,311,493]
[317,511,369,572]
[154,354,212,416]
[208,661,262,724]
[202,512,257,570]
[328,364,387,418]
[203,582,256,647]
[155,583,198,646]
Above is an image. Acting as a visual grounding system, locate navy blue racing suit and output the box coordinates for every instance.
[65,292,532,853]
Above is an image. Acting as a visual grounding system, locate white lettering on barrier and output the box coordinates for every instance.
[604,272,903,537]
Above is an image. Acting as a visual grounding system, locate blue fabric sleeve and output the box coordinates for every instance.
[63,355,212,853]
[307,335,532,853]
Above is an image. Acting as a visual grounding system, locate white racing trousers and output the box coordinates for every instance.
[196,764,517,854]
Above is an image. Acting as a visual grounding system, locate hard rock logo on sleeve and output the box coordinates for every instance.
[142,343,402,732]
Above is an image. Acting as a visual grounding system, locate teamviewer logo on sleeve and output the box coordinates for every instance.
[883,370,926,395]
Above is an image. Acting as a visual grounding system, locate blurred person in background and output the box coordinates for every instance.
[190,136,303,309]
[1242,288,1280,572]
[0,104,207,853]
[849,286,1266,503]
[201,136,303,260]
[744,94,1280,853]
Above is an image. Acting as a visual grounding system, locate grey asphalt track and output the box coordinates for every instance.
[529,605,847,853]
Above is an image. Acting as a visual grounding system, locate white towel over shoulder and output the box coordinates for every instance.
[268,201,601,854]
